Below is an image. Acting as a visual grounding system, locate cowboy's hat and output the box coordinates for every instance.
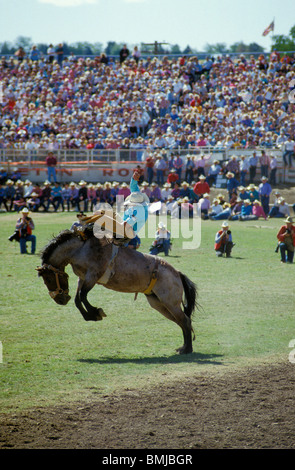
[21,207,30,214]
[284,216,293,224]
[124,191,149,205]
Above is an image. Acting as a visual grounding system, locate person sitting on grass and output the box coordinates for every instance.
[231,199,256,221]
[27,192,40,212]
[208,198,223,219]
[270,197,290,219]
[209,202,232,220]
[252,200,267,220]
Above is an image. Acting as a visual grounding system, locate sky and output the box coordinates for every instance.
[0,0,294,52]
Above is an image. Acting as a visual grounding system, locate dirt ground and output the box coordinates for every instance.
[0,362,294,449]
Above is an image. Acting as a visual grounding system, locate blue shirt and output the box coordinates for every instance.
[227,177,239,192]
[239,191,250,200]
[259,182,272,197]
[51,185,63,197]
[249,156,258,166]
[241,204,252,216]
[215,230,232,244]
[123,178,148,235]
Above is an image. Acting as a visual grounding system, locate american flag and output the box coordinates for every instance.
[262,21,275,36]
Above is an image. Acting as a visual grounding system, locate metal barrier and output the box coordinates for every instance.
[0,147,289,184]
[0,147,230,165]
[0,146,283,165]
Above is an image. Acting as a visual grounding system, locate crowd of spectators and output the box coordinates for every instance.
[1,157,295,222]
[0,47,295,158]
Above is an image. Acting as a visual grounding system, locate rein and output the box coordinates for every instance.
[41,264,69,299]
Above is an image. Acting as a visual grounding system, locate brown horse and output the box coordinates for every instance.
[37,228,197,354]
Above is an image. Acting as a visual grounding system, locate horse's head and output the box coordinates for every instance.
[37,264,71,305]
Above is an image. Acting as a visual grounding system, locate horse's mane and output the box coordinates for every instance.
[41,226,107,264]
[41,229,77,263]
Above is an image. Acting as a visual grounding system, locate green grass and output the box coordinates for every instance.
[0,210,294,412]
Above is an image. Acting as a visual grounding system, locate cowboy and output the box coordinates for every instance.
[149,222,171,256]
[276,216,295,263]
[121,170,150,240]
[258,176,272,216]
[14,207,36,254]
[215,221,234,258]
[87,171,149,244]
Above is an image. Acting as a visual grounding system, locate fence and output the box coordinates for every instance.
[0,147,289,184]
[0,147,219,165]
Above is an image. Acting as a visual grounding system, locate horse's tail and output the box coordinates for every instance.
[180,272,197,340]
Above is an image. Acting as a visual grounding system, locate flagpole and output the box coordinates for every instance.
[271,17,275,52]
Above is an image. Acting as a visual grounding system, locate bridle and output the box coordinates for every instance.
[39,264,69,299]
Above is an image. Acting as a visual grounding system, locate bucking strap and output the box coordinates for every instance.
[143,259,159,295]
[97,244,119,285]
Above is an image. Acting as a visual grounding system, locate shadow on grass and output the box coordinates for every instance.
[78,352,224,366]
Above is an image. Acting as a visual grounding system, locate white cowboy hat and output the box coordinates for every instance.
[21,207,30,214]
[284,216,293,224]
[158,222,166,229]
[124,192,150,205]
[221,221,229,228]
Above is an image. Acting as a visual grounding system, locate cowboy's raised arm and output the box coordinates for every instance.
[130,171,140,193]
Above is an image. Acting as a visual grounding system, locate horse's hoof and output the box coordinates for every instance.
[96,308,106,321]
[176,346,193,355]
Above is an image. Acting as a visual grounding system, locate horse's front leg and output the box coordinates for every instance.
[75,278,106,321]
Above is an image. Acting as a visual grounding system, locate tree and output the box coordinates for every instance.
[204,43,228,54]
[105,41,122,56]
[248,42,264,53]
[14,36,32,52]
[183,45,193,54]
[272,25,295,52]
[272,34,295,52]
[170,44,181,54]
[0,42,13,55]
[229,42,249,53]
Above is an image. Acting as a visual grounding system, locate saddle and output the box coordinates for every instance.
[81,211,135,240]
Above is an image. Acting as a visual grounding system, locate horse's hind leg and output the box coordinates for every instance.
[145,293,193,354]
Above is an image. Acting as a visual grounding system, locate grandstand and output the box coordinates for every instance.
[0,50,295,186]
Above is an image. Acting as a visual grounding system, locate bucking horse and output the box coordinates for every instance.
[37,225,197,354]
